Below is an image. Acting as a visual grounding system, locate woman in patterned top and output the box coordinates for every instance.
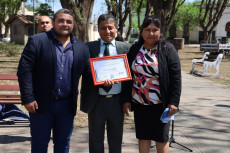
[122,16,181,153]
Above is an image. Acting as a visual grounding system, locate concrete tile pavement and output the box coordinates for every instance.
[0,72,230,153]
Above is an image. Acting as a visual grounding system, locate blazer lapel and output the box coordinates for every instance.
[115,41,125,55]
[93,40,101,58]
[47,32,57,84]
[72,40,82,76]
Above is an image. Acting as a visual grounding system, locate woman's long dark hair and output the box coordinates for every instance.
[138,16,166,52]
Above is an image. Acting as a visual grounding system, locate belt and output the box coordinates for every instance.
[53,95,71,101]
[100,94,119,98]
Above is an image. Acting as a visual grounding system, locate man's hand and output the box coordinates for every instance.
[123,102,131,116]
[103,79,118,86]
[24,101,38,113]
[167,104,178,117]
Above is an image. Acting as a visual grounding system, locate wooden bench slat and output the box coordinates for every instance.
[0,74,21,105]
[0,101,22,104]
[0,95,20,98]
[194,62,204,65]
[0,98,21,100]
[0,74,18,80]
[0,85,19,91]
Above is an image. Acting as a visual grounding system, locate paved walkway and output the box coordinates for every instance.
[0,72,230,153]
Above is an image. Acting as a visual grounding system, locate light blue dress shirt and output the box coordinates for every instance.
[99,39,122,95]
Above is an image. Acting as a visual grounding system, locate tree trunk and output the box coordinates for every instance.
[119,0,136,35]
[203,30,209,43]
[169,22,177,39]
[199,0,229,42]
[151,0,185,36]
[105,0,136,36]
[0,22,2,35]
[183,23,190,44]
[145,1,151,17]
[136,0,143,30]
[4,24,10,37]
[126,11,132,41]
[60,0,95,42]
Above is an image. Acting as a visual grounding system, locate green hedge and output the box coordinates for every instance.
[0,42,22,57]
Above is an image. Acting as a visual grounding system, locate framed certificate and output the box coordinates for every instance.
[89,54,132,85]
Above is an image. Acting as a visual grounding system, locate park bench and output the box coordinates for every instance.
[0,74,21,104]
[190,52,223,77]
[0,74,30,125]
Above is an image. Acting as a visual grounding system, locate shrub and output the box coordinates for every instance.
[0,42,22,57]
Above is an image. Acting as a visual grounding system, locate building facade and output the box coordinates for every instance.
[177,7,230,43]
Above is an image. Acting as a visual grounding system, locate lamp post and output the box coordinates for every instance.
[33,0,35,34]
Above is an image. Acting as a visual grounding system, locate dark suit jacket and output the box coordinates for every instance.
[17,31,90,115]
[80,40,131,113]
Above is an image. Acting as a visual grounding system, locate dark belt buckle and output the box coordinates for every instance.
[106,95,113,98]
[55,97,60,100]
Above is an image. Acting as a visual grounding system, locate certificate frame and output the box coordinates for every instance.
[89,54,132,85]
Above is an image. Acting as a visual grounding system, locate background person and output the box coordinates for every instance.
[80,14,131,153]
[115,31,124,42]
[122,16,181,153]
[17,9,90,153]
[37,15,53,33]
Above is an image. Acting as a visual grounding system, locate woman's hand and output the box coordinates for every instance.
[123,102,131,116]
[167,104,178,117]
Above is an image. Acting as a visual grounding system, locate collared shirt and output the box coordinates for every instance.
[98,39,122,95]
[51,28,74,98]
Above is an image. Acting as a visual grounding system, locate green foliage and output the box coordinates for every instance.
[174,1,200,30]
[35,3,54,18]
[0,0,26,24]
[132,20,138,30]
[134,0,147,10]
[24,4,35,11]
[0,42,22,57]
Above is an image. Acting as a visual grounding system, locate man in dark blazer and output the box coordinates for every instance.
[17,9,90,153]
[80,14,131,153]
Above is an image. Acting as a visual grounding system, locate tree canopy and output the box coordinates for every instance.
[199,0,230,42]
[35,3,54,18]
[173,1,200,43]
[0,0,26,36]
[60,0,95,42]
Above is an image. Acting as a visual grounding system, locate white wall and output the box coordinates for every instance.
[176,7,230,43]
[215,7,230,37]
[88,23,100,41]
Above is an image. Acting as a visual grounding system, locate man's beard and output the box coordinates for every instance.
[54,28,72,37]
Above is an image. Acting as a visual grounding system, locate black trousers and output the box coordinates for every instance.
[88,94,124,153]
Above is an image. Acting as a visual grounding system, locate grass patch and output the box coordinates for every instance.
[178,46,230,87]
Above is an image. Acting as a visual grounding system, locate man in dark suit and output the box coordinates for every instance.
[17,9,90,153]
[80,14,131,153]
